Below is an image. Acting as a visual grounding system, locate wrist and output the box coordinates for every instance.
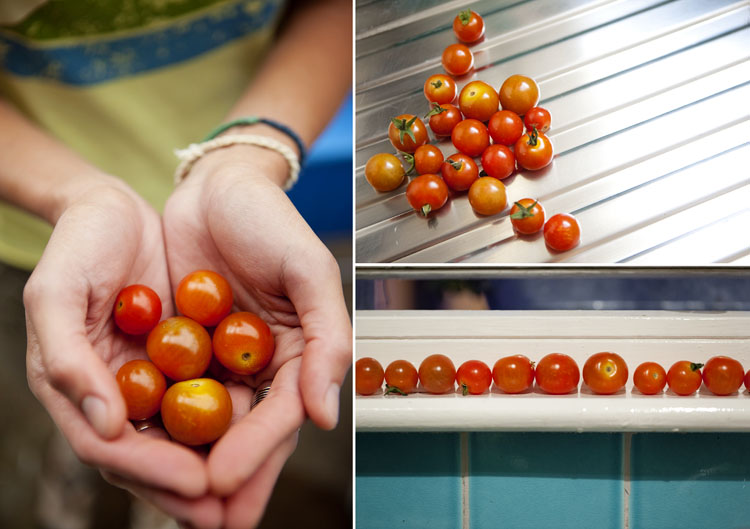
[47,171,125,224]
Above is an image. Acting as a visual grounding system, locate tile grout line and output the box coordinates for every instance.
[623,432,632,529]
[461,432,470,529]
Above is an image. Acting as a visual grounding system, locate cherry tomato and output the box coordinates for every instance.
[544,213,581,252]
[406,174,449,216]
[582,352,628,395]
[667,361,704,396]
[745,370,750,392]
[456,360,492,395]
[175,270,233,327]
[535,353,580,394]
[492,355,535,394]
[452,118,490,157]
[388,114,428,153]
[147,316,212,381]
[355,357,385,396]
[365,153,406,192]
[161,378,232,446]
[116,359,166,420]
[702,356,744,396]
[459,81,499,122]
[453,9,485,43]
[480,144,515,180]
[633,362,667,395]
[411,144,445,175]
[488,110,524,146]
[524,107,551,133]
[424,74,457,104]
[442,43,474,76]
[385,360,418,395]
[515,129,553,171]
[499,74,540,116]
[441,153,479,191]
[510,198,545,235]
[212,312,275,376]
[113,284,162,335]
[426,103,463,136]
[418,354,456,394]
[468,177,507,216]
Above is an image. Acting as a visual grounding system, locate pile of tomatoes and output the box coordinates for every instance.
[356,353,749,397]
[364,9,581,253]
[113,270,274,446]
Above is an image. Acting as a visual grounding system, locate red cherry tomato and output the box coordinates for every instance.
[384,360,418,395]
[492,355,535,394]
[388,114,428,153]
[175,270,233,327]
[702,356,744,396]
[147,316,212,381]
[633,362,667,395]
[113,284,162,335]
[365,153,406,192]
[745,370,750,392]
[411,144,445,175]
[452,118,490,157]
[161,378,232,446]
[480,144,515,180]
[453,9,485,43]
[510,198,545,235]
[535,353,580,394]
[355,357,385,396]
[667,361,704,396]
[499,74,540,116]
[212,312,275,376]
[468,177,507,216]
[442,43,474,76]
[427,103,463,136]
[418,354,456,394]
[424,74,457,104]
[544,213,581,252]
[515,129,553,171]
[441,153,479,191]
[116,359,166,420]
[582,352,628,395]
[456,360,492,395]
[524,107,551,133]
[406,174,449,216]
[459,81,499,122]
[488,110,524,146]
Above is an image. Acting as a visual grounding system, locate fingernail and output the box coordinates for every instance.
[324,384,340,428]
[81,395,110,438]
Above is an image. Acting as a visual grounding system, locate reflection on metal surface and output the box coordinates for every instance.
[355,0,750,263]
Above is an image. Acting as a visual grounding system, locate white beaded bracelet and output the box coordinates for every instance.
[173,134,301,190]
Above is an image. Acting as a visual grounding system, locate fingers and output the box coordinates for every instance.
[207,357,305,497]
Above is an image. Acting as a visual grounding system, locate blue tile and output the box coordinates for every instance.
[630,433,750,529]
[356,432,461,529]
[470,433,624,529]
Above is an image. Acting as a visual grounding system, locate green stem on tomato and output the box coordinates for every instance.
[510,200,539,220]
[400,151,415,175]
[420,204,432,216]
[690,363,705,371]
[424,103,447,120]
[527,127,539,147]
[384,384,407,396]
[461,383,469,396]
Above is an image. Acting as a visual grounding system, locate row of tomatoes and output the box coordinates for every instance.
[355,353,749,397]
[112,270,274,446]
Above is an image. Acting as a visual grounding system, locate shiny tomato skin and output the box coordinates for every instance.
[428,103,463,136]
[702,356,744,396]
[419,354,456,394]
[499,74,540,116]
[544,213,581,252]
[414,145,445,175]
[385,360,418,395]
[459,81,499,122]
[355,357,385,395]
[441,153,479,191]
[535,353,580,394]
[524,107,552,133]
[468,177,507,216]
[488,110,524,146]
[213,312,275,376]
[388,114,428,153]
[457,360,492,395]
[161,378,232,446]
[510,198,545,235]
[116,359,167,420]
[365,153,406,192]
[745,370,750,392]
[452,119,490,157]
[481,144,515,180]
[453,9,485,43]
[424,74,457,104]
[175,270,233,327]
[113,284,162,335]
[515,130,553,171]
[406,174,449,216]
[147,316,212,381]
[633,362,667,395]
[667,361,704,396]
[493,355,535,394]
[442,44,474,76]
[583,352,628,395]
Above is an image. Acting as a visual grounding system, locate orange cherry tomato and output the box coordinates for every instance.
[147,316,212,381]
[702,356,744,396]
[427,103,463,136]
[365,153,406,192]
[492,355,535,394]
[468,177,507,216]
[582,352,628,395]
[418,354,456,394]
[535,353,580,394]
[524,107,551,133]
[456,360,492,395]
[412,144,445,175]
[442,43,474,76]
[384,360,418,395]
[510,198,545,235]
[441,153,478,191]
[633,362,667,395]
[544,213,581,252]
[175,270,233,327]
[388,114,428,153]
[116,359,166,420]
[213,312,275,376]
[459,81,499,122]
[356,357,385,396]
[667,361,704,396]
[424,74,457,104]
[515,129,553,171]
[161,378,232,446]
[113,284,162,335]
[453,9,485,43]
[406,174,449,216]
[488,110,524,146]
[451,118,490,157]
[499,74,540,116]
[480,144,515,180]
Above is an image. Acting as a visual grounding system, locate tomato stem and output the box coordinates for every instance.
[384,384,407,396]
[420,204,432,216]
[431,79,443,89]
[527,127,539,147]
[690,363,705,371]
[424,103,447,120]
[461,383,469,396]
[446,158,463,171]
[391,116,418,144]
[510,200,539,220]
[458,9,471,25]
[400,151,415,175]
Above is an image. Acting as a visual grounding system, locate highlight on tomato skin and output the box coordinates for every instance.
[175,270,233,327]
[355,357,385,396]
[113,284,162,335]
[212,311,275,376]
[418,354,456,394]
[161,378,233,446]
[146,316,212,381]
[116,359,166,420]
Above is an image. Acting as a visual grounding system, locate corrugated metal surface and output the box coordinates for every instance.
[355,0,750,264]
